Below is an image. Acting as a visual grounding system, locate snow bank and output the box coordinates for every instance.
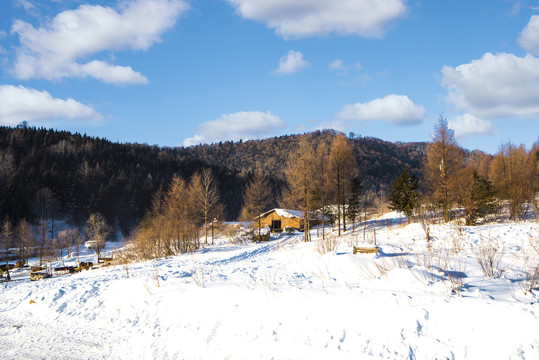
[1,222,538,359]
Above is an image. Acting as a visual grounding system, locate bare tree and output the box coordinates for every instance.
[166,175,197,254]
[70,228,84,264]
[1,217,13,266]
[451,166,475,225]
[36,219,48,266]
[15,219,34,267]
[489,142,534,220]
[190,169,220,245]
[242,171,272,240]
[85,213,111,261]
[528,141,539,217]
[56,229,74,265]
[200,169,220,245]
[283,137,317,242]
[33,187,59,238]
[134,175,201,258]
[313,142,330,240]
[33,187,58,264]
[329,134,357,235]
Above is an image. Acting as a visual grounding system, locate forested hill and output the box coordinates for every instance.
[0,126,426,234]
[186,129,426,191]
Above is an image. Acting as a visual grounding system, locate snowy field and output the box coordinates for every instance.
[1,212,538,359]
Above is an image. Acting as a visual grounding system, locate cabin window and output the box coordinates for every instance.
[271,220,281,231]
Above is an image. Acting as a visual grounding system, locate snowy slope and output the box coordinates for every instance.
[1,215,538,359]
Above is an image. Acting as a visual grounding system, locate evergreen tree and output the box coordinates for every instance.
[388,167,420,223]
[346,177,363,232]
[470,172,497,224]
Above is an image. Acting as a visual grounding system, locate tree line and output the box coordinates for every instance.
[5,121,534,263]
[0,125,423,235]
[389,116,538,226]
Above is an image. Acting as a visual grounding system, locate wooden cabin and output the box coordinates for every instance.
[255,208,330,232]
[255,209,304,232]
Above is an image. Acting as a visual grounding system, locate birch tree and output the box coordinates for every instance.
[85,213,111,261]
[190,169,220,245]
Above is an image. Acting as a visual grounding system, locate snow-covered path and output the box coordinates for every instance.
[1,218,538,359]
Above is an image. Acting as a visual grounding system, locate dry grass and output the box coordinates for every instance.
[475,236,504,279]
[445,255,466,296]
[191,265,206,287]
[229,229,254,244]
[152,264,160,288]
[316,233,340,255]
[451,225,465,254]
[519,258,539,295]
[359,257,396,279]
[530,231,539,255]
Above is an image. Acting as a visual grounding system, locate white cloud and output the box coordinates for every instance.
[329,59,346,71]
[275,50,309,74]
[510,2,521,16]
[15,0,35,11]
[0,84,103,126]
[518,15,539,54]
[226,0,407,38]
[183,111,285,146]
[336,94,425,125]
[448,113,496,139]
[441,52,539,118]
[11,0,188,84]
[329,59,362,75]
[80,61,148,85]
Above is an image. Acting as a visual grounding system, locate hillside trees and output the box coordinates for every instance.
[388,167,419,223]
[0,126,425,228]
[329,134,357,235]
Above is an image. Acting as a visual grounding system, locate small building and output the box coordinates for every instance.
[255,208,329,232]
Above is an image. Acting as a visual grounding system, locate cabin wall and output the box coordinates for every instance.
[257,211,303,230]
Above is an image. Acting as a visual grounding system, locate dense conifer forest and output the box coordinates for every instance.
[0,125,426,235]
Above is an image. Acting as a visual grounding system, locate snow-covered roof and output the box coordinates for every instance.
[259,208,305,219]
[258,208,330,221]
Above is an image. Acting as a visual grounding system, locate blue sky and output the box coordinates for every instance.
[0,0,538,154]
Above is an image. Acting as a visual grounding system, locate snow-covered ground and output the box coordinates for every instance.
[1,213,538,359]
